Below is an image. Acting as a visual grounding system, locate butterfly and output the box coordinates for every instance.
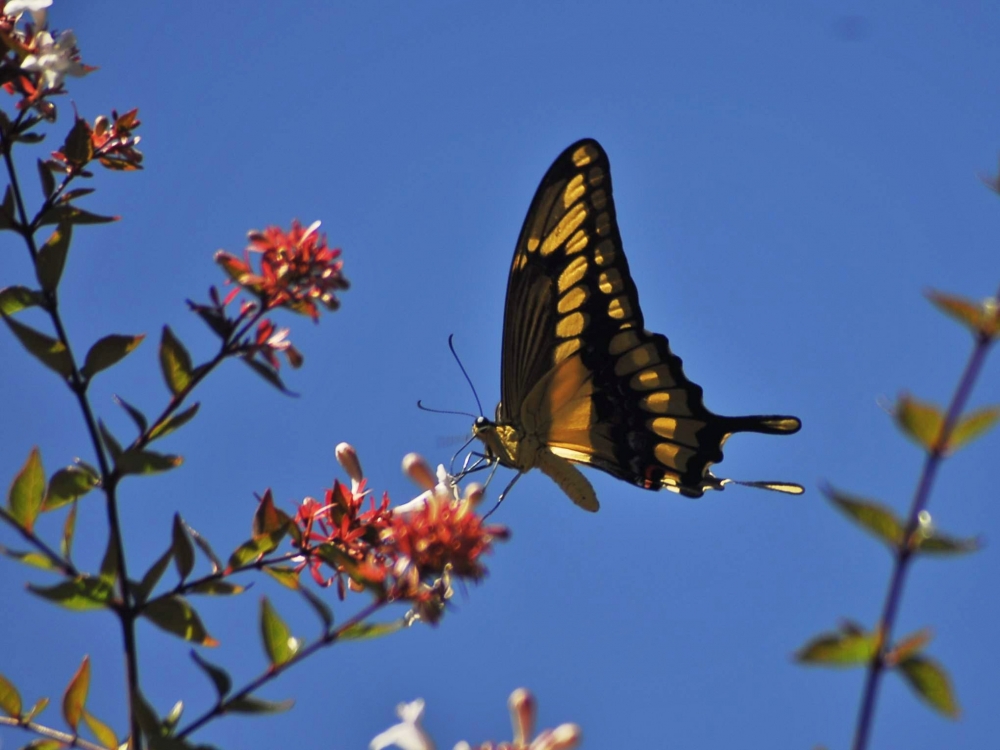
[472,139,802,512]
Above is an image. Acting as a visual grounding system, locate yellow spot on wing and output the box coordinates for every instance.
[553,338,581,363]
[614,342,659,375]
[598,269,623,294]
[565,230,589,255]
[556,312,586,338]
[640,391,690,415]
[572,144,598,167]
[631,365,677,391]
[541,203,588,256]
[654,442,694,472]
[557,286,588,313]
[594,239,616,266]
[608,295,633,320]
[563,174,586,207]
[558,256,589,292]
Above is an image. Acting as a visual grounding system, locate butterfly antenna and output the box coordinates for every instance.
[448,334,485,417]
[416,400,479,419]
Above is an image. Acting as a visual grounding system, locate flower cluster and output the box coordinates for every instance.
[293,444,509,623]
[1,1,92,118]
[370,690,582,750]
[216,219,350,320]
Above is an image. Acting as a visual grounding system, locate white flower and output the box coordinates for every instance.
[20,29,89,90]
[370,699,436,750]
[4,0,51,24]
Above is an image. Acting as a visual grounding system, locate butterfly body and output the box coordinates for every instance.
[474,139,802,511]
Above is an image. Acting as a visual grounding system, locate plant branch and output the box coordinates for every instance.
[852,286,999,750]
[175,598,391,740]
[0,715,109,750]
[0,506,79,576]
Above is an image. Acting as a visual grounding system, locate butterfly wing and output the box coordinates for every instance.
[498,139,801,498]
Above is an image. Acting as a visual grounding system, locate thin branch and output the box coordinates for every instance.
[0,506,79,576]
[0,715,109,750]
[175,599,391,740]
[852,286,999,750]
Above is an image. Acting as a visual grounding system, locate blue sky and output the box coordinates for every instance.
[2,2,1000,749]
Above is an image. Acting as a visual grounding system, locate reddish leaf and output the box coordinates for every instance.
[61,656,90,731]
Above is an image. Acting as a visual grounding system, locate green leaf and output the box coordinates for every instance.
[148,403,200,442]
[0,184,15,230]
[190,651,231,699]
[142,595,218,646]
[0,671,22,717]
[62,117,94,166]
[947,406,1000,452]
[43,464,98,512]
[338,621,404,642]
[172,514,195,581]
[37,157,56,198]
[824,486,904,549]
[260,597,300,666]
[159,326,194,396]
[2,315,72,378]
[263,565,301,590]
[241,356,294,395]
[23,737,64,750]
[0,545,59,571]
[36,223,71,292]
[136,547,173,604]
[915,529,981,556]
[896,655,960,718]
[61,500,78,559]
[83,709,118,750]
[114,395,148,434]
[8,447,45,531]
[28,576,114,610]
[0,285,42,314]
[795,628,879,667]
[24,696,49,722]
[895,394,945,452]
[116,448,183,476]
[61,656,90,731]
[99,534,119,585]
[98,421,122,462]
[225,696,294,715]
[81,334,145,380]
[299,585,334,632]
[36,203,117,227]
[227,525,287,571]
[188,579,244,595]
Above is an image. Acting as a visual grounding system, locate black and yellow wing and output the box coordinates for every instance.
[473,139,801,511]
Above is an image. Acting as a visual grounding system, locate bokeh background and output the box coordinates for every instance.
[2,3,999,749]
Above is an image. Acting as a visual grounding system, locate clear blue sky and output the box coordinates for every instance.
[2,3,999,749]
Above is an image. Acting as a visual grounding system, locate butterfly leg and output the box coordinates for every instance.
[482,471,521,520]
